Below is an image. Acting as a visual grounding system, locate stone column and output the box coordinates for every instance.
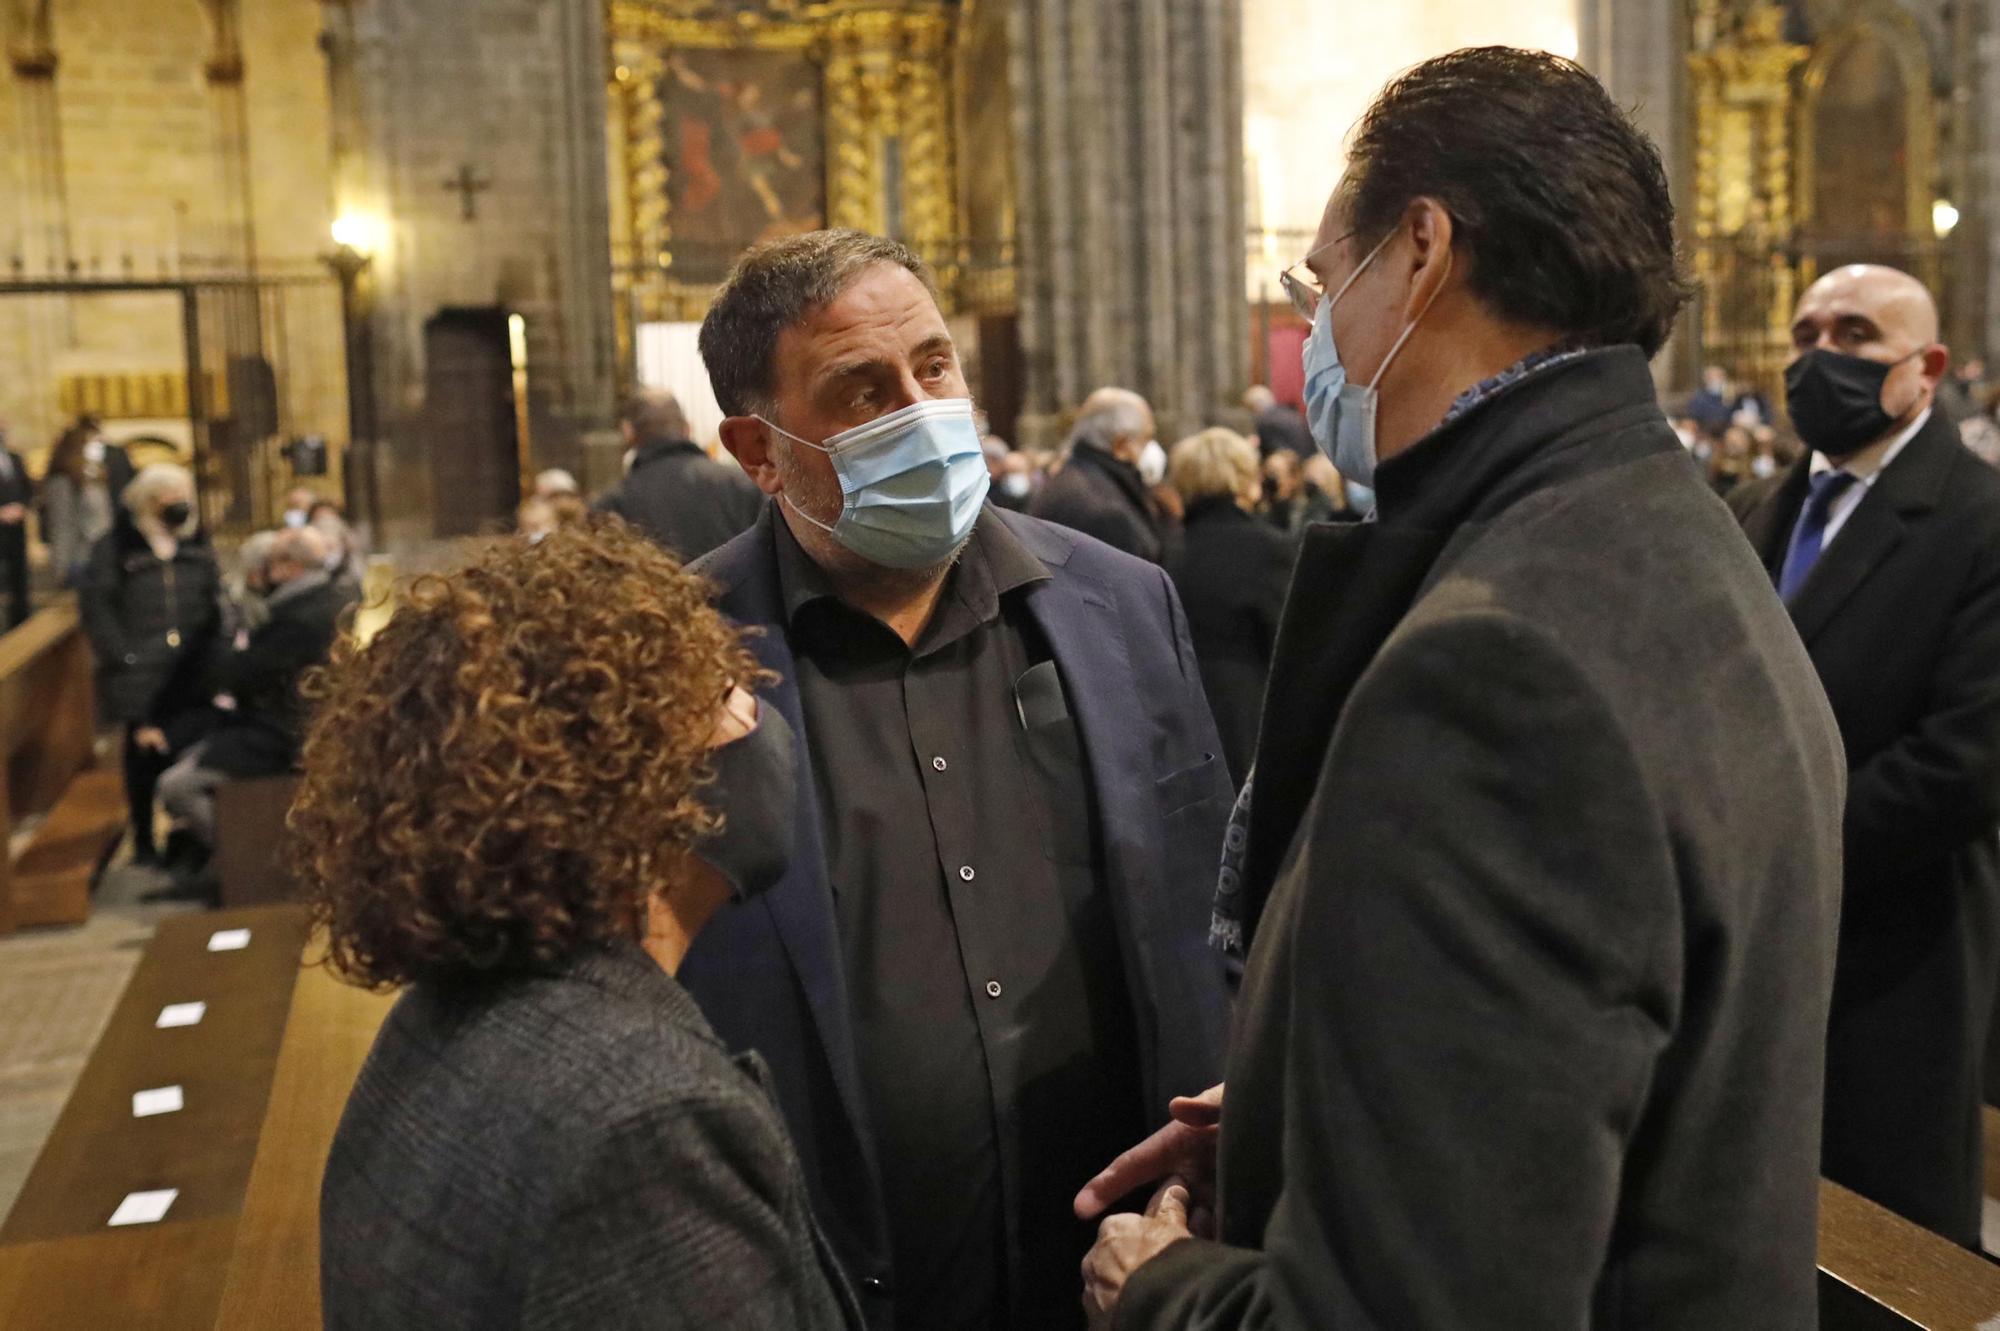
[1578,0,1693,388]
[7,0,70,448]
[201,0,256,272]
[8,0,68,278]
[1977,0,1999,362]
[1010,0,1247,445]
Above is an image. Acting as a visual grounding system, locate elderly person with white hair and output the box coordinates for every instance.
[156,524,345,893]
[79,463,223,869]
[1028,386,1170,563]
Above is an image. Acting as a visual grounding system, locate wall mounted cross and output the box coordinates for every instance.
[442,163,492,221]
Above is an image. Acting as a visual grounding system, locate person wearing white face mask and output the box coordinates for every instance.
[1078,47,1843,1331]
[687,228,1231,1331]
[1030,387,1173,564]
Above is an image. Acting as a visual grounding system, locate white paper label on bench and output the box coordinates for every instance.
[155,1002,206,1029]
[132,1085,184,1118]
[206,928,251,952]
[107,1188,178,1227]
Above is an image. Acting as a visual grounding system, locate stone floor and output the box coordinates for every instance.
[0,852,197,1222]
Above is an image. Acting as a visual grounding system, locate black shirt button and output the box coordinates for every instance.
[861,1275,891,1295]
[985,979,1003,999]
[959,864,975,882]
[932,755,947,771]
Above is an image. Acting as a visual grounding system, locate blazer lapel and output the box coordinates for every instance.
[1740,463,1812,572]
[707,523,877,1163]
[1785,414,1956,643]
[1785,491,1906,644]
[1019,569,1143,918]
[1239,519,1448,946]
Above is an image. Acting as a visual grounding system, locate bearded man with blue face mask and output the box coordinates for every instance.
[685,229,1232,1331]
[1079,48,1844,1331]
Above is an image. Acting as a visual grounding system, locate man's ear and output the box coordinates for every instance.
[1922,343,1952,387]
[719,416,783,496]
[1400,197,1456,326]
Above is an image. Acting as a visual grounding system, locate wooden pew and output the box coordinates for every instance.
[0,905,393,1329]
[0,905,316,1327]
[214,774,302,909]
[1819,1178,2000,1328]
[0,601,113,934]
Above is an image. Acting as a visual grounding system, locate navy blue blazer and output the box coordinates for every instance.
[683,503,1233,1326]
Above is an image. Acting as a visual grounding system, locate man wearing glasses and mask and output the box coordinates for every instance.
[682,229,1232,1330]
[1077,47,1843,1330]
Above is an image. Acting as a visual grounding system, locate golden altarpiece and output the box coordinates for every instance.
[605,0,1017,374]
[1687,0,1948,392]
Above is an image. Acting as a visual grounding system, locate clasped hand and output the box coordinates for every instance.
[1075,1083,1223,1327]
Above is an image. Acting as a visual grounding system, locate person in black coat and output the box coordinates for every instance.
[1029,387,1169,563]
[594,388,762,561]
[0,421,34,629]
[1728,263,2000,1250]
[308,521,858,1330]
[156,526,345,880]
[79,464,222,867]
[1164,428,1291,788]
[1243,386,1312,460]
[1082,50,1843,1330]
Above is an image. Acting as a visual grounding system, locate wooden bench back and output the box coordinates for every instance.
[0,602,100,934]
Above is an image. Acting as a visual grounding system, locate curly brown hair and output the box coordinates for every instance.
[290,516,761,989]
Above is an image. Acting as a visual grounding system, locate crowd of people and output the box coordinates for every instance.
[67,462,362,900]
[7,40,1994,1331]
[290,45,2000,1331]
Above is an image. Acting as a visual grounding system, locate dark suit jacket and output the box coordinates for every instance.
[684,503,1232,1329]
[322,941,861,1330]
[1125,348,1845,1329]
[1030,444,1167,564]
[596,437,763,562]
[0,448,34,510]
[199,572,344,777]
[1729,410,2000,1247]
[1165,498,1292,787]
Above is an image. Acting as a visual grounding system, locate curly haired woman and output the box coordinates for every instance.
[306,518,858,1330]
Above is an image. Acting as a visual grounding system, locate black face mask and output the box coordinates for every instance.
[695,702,796,902]
[159,502,192,528]
[1785,348,1920,459]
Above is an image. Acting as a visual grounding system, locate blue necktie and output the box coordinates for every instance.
[1777,471,1859,602]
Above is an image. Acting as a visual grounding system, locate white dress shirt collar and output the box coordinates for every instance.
[1806,407,1931,549]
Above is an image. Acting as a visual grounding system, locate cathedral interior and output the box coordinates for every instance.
[0,0,1988,552]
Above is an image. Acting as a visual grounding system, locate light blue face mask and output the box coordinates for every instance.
[762,396,990,570]
[1302,231,1449,488]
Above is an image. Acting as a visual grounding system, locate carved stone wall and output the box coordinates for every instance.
[326,0,618,548]
[1010,0,1247,445]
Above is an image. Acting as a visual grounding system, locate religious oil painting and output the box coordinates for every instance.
[661,46,826,281]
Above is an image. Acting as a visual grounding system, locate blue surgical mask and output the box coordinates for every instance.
[763,397,990,570]
[1302,231,1447,488]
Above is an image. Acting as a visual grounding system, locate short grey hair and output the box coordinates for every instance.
[238,530,278,581]
[617,389,690,443]
[698,229,937,418]
[534,468,580,496]
[269,526,327,569]
[1069,391,1151,455]
[123,462,196,528]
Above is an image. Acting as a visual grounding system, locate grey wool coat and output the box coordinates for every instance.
[321,939,861,1331]
[1122,348,1846,1330]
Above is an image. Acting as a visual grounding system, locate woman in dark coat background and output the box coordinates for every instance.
[303,519,859,1330]
[1164,428,1294,788]
[78,462,221,867]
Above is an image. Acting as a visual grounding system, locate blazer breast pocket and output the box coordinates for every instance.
[1156,753,1226,819]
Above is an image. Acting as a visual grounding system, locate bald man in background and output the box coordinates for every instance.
[595,388,762,561]
[1031,388,1169,563]
[1730,264,2000,1247]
